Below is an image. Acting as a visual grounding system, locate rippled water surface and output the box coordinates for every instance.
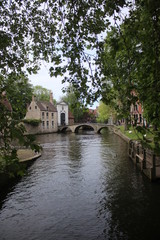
[1,129,160,240]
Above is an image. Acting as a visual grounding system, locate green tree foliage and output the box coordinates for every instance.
[101,0,160,131]
[1,0,160,147]
[132,0,160,130]
[0,0,131,174]
[0,75,40,174]
[0,73,33,119]
[97,101,116,123]
[0,0,128,102]
[33,85,56,104]
[61,85,87,122]
[101,26,137,129]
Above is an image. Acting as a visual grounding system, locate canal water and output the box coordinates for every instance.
[0,129,160,240]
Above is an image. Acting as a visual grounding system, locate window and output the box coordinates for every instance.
[42,112,44,119]
[52,121,54,128]
[46,112,49,119]
[52,112,54,119]
[42,121,45,129]
[35,106,37,109]
[47,121,49,129]
[29,106,31,110]
[139,114,142,123]
[134,104,138,111]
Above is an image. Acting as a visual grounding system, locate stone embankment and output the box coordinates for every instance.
[114,127,160,181]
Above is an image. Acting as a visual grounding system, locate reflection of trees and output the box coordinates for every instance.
[68,134,83,170]
[96,133,160,240]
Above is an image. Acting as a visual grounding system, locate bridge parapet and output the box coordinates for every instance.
[58,123,113,133]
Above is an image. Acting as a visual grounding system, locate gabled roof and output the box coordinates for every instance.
[36,101,57,112]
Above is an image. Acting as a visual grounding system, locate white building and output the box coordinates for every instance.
[56,101,69,126]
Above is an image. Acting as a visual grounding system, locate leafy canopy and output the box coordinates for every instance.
[33,85,56,104]
[0,0,128,102]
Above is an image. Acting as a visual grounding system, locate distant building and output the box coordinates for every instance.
[57,101,69,126]
[24,96,75,134]
[82,108,98,123]
[130,102,143,126]
[68,111,74,125]
[25,93,58,134]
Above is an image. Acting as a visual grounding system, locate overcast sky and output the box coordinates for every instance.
[29,63,99,109]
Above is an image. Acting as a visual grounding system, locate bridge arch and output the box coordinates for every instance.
[74,124,95,133]
[58,123,112,133]
[97,126,109,134]
[58,126,72,133]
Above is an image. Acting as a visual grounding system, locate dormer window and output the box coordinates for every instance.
[46,106,49,111]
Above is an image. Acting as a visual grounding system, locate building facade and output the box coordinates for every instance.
[57,101,69,126]
[130,102,143,126]
[25,94,58,134]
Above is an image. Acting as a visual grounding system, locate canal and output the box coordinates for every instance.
[0,129,160,240]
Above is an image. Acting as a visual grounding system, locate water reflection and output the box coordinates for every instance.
[0,131,160,240]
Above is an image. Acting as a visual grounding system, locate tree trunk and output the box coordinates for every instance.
[124,118,129,131]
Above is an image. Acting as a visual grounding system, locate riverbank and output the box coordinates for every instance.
[17,149,41,162]
[0,149,41,190]
[113,126,160,181]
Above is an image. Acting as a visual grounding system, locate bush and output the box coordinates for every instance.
[23,119,41,126]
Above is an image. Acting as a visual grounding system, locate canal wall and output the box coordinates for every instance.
[128,141,160,181]
[114,127,160,181]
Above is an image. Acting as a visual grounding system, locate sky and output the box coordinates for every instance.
[29,62,67,102]
[29,62,99,109]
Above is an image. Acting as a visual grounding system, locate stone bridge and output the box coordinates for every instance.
[58,123,113,134]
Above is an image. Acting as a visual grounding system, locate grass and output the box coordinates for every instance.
[117,125,157,149]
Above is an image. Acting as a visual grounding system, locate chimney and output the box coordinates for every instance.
[50,92,53,104]
[32,95,35,102]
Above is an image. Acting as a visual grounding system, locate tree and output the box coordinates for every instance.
[1,0,160,143]
[0,73,33,120]
[60,85,87,122]
[0,74,40,175]
[132,0,160,130]
[33,85,56,104]
[0,0,129,102]
[97,101,116,123]
[100,0,160,132]
[101,25,138,129]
